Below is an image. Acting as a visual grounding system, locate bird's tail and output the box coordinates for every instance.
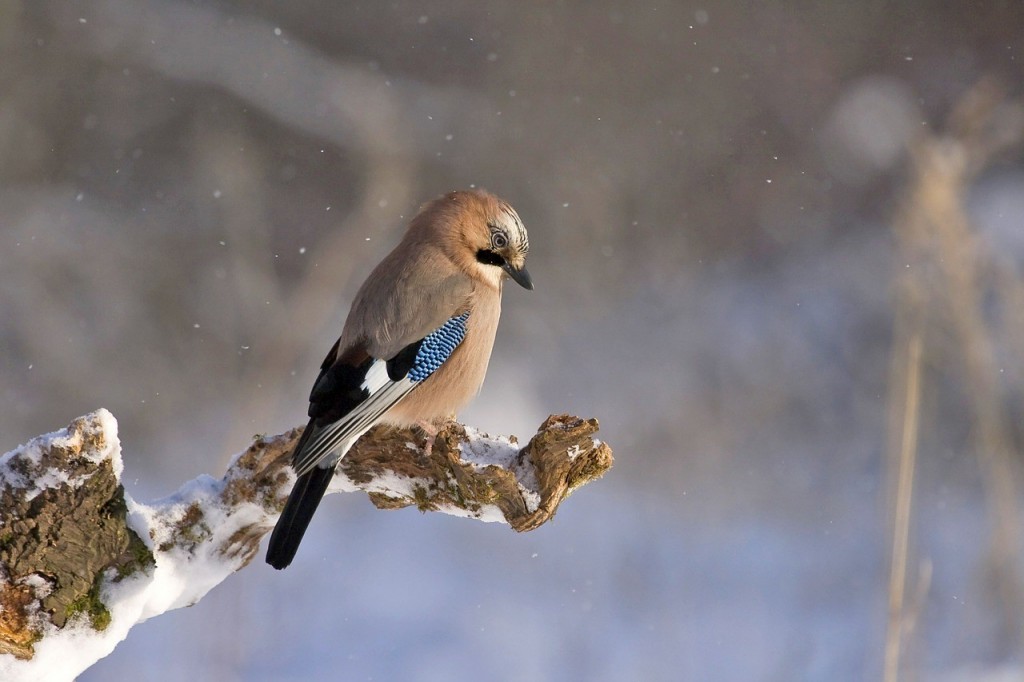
[266,460,335,570]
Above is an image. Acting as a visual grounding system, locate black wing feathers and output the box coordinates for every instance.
[307,357,373,424]
[386,339,423,381]
[306,338,375,426]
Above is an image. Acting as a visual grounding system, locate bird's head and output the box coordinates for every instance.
[423,189,533,291]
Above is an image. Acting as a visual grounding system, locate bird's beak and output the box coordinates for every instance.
[502,262,534,290]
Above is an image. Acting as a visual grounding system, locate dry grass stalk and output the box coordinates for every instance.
[884,330,923,682]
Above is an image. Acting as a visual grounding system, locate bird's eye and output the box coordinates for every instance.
[492,233,508,249]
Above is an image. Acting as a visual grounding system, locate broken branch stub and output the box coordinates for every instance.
[0,412,150,660]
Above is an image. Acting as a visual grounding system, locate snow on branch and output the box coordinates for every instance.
[0,410,612,680]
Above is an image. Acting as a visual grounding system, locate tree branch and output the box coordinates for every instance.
[0,410,612,679]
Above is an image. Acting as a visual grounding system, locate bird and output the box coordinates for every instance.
[266,188,533,570]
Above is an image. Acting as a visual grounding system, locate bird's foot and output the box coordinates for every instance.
[415,415,457,457]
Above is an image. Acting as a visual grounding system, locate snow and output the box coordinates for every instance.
[458,425,519,469]
[125,477,268,617]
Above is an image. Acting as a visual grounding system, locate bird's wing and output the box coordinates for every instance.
[342,245,473,360]
[291,311,471,476]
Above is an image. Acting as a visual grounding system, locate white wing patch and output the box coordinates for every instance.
[361,360,392,394]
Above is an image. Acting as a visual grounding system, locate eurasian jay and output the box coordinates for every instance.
[266,189,532,569]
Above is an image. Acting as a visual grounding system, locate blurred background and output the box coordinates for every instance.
[3,1,1024,680]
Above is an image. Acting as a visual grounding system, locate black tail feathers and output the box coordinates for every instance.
[266,464,335,570]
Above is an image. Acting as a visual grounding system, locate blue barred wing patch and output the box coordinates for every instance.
[408,312,470,382]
